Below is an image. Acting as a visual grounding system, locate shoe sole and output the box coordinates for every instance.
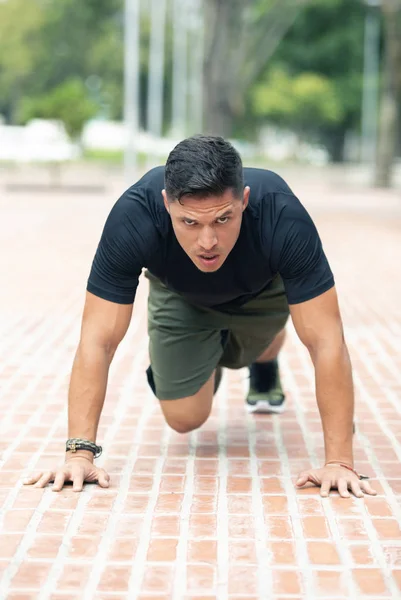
[246,399,286,414]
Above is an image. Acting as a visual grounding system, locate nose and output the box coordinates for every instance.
[198,226,217,251]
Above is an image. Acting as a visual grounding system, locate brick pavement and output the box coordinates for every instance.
[0,170,401,599]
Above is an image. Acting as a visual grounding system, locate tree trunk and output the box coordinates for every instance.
[374,0,401,187]
[201,0,303,138]
[375,58,398,187]
[202,0,246,136]
[325,127,347,163]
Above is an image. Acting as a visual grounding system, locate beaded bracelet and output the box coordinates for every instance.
[325,461,369,480]
[66,438,102,458]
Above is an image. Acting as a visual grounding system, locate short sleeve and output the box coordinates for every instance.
[86,190,159,304]
[269,194,335,304]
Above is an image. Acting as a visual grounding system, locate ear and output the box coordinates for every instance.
[242,186,250,210]
[162,189,170,212]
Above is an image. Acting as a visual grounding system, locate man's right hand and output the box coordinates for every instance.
[23,457,110,492]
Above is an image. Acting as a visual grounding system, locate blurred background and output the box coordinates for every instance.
[0,0,400,190]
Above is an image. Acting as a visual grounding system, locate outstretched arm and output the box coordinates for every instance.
[289,286,354,464]
[67,291,134,453]
[289,286,376,498]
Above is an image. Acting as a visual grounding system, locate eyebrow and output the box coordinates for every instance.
[181,210,233,221]
[218,210,233,218]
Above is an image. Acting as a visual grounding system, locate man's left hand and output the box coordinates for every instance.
[295,464,377,498]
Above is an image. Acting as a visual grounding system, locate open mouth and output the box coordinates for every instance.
[199,254,219,265]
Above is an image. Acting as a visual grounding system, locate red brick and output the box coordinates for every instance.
[373,518,401,540]
[307,541,341,565]
[0,534,23,559]
[98,565,131,592]
[189,514,217,538]
[353,568,388,595]
[68,535,101,559]
[302,516,330,538]
[11,561,52,589]
[147,538,178,561]
[228,567,258,595]
[56,563,91,591]
[188,540,218,564]
[142,565,173,593]
[267,516,294,539]
[272,570,302,595]
[268,541,297,565]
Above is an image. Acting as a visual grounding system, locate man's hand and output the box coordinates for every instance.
[23,457,110,492]
[295,464,377,498]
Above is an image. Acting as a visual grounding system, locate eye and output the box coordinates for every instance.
[183,218,196,226]
[216,216,230,224]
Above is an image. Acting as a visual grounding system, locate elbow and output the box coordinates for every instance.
[77,336,119,363]
[307,335,348,365]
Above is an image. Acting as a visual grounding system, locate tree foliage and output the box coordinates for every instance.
[20,78,98,139]
[252,67,344,133]
[0,0,398,167]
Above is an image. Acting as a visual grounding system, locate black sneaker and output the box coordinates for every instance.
[246,359,286,414]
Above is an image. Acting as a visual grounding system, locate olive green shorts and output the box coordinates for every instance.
[145,271,290,400]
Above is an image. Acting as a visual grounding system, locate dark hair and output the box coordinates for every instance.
[164,135,244,202]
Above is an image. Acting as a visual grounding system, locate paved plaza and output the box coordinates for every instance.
[0,164,400,599]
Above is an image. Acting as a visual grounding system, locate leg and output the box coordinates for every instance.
[159,370,216,433]
[145,271,228,432]
[246,329,287,414]
[255,329,286,362]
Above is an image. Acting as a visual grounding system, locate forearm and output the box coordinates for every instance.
[310,341,354,465]
[68,342,113,444]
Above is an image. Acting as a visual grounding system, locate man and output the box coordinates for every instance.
[25,135,376,498]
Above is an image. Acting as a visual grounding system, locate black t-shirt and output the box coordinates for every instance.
[87,166,334,308]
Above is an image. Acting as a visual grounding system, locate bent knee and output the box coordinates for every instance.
[166,415,208,434]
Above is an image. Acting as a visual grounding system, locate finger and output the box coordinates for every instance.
[360,479,378,496]
[72,470,85,492]
[52,471,66,492]
[337,478,351,498]
[97,470,110,488]
[23,473,43,485]
[33,471,55,488]
[320,478,332,498]
[349,478,364,498]
[295,473,309,487]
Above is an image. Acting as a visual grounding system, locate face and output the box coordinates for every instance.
[163,187,250,273]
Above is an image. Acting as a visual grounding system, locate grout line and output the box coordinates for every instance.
[1,294,142,599]
[350,378,401,598]
[0,298,80,438]
[281,330,360,599]
[0,316,33,376]
[243,369,274,600]
[0,312,84,596]
[216,369,229,600]
[0,490,56,598]
[0,293,77,388]
[0,310,81,529]
[272,415,314,600]
[171,428,197,599]
[39,340,147,600]
[5,563,401,571]
[352,332,401,461]
[125,415,171,598]
[282,330,392,597]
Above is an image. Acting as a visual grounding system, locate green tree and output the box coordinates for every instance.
[252,67,344,136]
[263,0,366,161]
[20,78,98,140]
[0,0,45,123]
[375,0,401,187]
[202,0,366,161]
